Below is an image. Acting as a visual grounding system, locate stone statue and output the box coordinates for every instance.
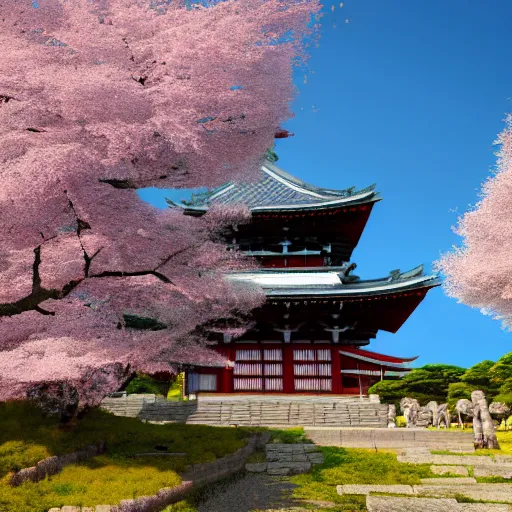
[455,399,474,430]
[435,403,450,429]
[387,404,397,428]
[426,401,439,426]
[472,390,499,449]
[415,406,433,427]
[489,402,511,427]
[400,397,420,428]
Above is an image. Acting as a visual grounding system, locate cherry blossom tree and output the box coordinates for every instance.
[436,116,512,328]
[0,0,320,410]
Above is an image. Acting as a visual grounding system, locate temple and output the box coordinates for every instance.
[171,160,440,396]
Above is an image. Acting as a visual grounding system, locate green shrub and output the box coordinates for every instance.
[125,374,169,396]
[395,416,407,428]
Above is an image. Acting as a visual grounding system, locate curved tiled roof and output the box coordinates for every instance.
[226,265,441,298]
[175,160,380,212]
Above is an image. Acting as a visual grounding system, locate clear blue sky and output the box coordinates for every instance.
[139,0,512,369]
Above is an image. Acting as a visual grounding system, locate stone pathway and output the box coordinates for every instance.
[399,447,512,479]
[334,446,512,511]
[193,473,299,512]
[245,443,324,476]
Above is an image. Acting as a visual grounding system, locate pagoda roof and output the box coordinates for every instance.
[339,347,417,368]
[227,264,441,298]
[174,160,381,214]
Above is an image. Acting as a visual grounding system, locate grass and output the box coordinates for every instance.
[267,427,312,444]
[0,401,252,512]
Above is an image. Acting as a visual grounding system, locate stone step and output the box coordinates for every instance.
[414,483,512,503]
[430,466,469,476]
[473,465,512,478]
[420,477,476,484]
[337,484,414,495]
[366,496,512,512]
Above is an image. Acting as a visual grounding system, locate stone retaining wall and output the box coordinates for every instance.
[10,442,106,487]
[101,394,197,422]
[46,433,268,512]
[305,427,475,450]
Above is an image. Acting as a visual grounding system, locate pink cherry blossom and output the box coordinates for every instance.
[436,116,512,329]
[0,0,320,409]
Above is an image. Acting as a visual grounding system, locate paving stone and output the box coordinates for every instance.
[495,456,512,465]
[473,465,512,479]
[48,509,61,512]
[291,454,309,462]
[462,506,512,512]
[336,484,414,495]
[366,496,511,512]
[245,462,268,473]
[366,496,459,512]
[80,508,95,512]
[398,454,496,466]
[61,507,81,512]
[419,477,476,484]
[303,444,318,453]
[95,506,112,512]
[430,465,469,476]
[413,483,512,503]
[307,453,325,464]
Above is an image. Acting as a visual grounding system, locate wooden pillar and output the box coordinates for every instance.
[357,363,363,399]
[331,346,342,394]
[283,344,294,393]
[221,345,233,393]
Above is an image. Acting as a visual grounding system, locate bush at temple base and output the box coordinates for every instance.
[368,364,465,405]
[369,352,512,409]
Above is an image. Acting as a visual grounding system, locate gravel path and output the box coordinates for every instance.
[194,473,299,512]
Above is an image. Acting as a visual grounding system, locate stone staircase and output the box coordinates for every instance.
[101,394,197,422]
[185,396,389,427]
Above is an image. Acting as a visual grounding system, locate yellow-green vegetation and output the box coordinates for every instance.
[0,401,251,512]
[289,447,433,511]
[268,427,311,444]
[431,430,512,457]
[167,373,185,401]
[1,456,182,512]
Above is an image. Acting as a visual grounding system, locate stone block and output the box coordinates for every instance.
[413,483,512,503]
[473,465,512,478]
[61,507,81,512]
[245,463,267,473]
[430,465,468,476]
[495,455,512,465]
[307,453,325,464]
[419,477,476,484]
[366,496,459,512]
[95,506,112,512]
[48,509,62,512]
[337,484,414,495]
[81,508,95,512]
[267,465,290,476]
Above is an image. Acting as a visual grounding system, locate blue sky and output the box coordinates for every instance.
[140,0,512,368]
